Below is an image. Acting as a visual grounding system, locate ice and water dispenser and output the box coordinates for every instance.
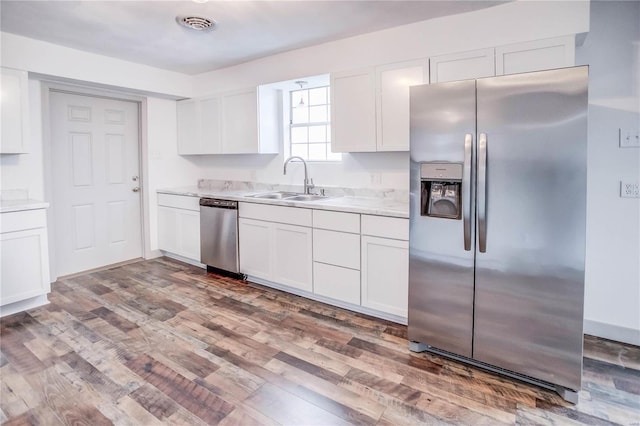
[420,162,462,219]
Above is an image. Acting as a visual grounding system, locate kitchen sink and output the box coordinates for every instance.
[285,194,330,202]
[247,191,299,199]
[246,192,331,202]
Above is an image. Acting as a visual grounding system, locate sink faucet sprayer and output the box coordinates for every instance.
[283,156,315,195]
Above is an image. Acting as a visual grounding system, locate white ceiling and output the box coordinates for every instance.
[0,1,505,75]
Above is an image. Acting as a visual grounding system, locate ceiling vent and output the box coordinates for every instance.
[176,16,216,31]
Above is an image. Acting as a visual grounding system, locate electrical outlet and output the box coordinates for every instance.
[619,128,640,148]
[620,181,640,198]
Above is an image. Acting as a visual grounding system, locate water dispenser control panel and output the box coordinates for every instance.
[420,162,463,219]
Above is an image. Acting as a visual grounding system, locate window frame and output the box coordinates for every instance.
[288,84,340,162]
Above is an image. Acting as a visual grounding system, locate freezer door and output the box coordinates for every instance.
[408,80,476,358]
[473,67,588,391]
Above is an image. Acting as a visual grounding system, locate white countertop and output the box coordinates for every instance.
[0,199,50,213]
[158,186,409,218]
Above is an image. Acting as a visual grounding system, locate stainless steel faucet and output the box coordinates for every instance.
[283,156,314,194]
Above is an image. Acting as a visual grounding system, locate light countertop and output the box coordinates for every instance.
[158,186,409,219]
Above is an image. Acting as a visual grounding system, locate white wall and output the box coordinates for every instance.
[576,1,640,345]
[1,32,193,98]
[146,97,202,252]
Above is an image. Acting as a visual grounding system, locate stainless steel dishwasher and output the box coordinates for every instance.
[199,198,241,275]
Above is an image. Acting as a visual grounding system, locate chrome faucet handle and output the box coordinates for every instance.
[306,178,315,194]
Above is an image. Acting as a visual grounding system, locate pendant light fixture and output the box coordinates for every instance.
[295,81,307,108]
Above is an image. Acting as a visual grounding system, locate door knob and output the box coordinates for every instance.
[132,176,139,181]
[132,187,140,192]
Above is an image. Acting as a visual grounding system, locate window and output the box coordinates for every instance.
[289,85,341,161]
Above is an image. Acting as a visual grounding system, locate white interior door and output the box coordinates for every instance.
[50,91,142,276]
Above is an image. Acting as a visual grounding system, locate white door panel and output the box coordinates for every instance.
[51,91,142,276]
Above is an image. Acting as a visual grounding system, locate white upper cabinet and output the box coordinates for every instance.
[429,48,495,84]
[221,88,259,153]
[332,60,428,153]
[376,59,429,152]
[331,68,377,153]
[430,36,576,84]
[200,97,222,153]
[176,87,277,155]
[1,67,30,154]
[496,35,575,76]
[177,97,221,154]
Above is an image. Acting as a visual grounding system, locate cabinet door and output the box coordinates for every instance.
[429,48,495,83]
[313,229,360,270]
[1,228,50,306]
[178,209,200,261]
[331,68,376,152]
[222,89,258,153]
[376,60,428,152]
[361,236,408,318]
[200,97,222,154]
[496,35,575,76]
[239,218,271,279]
[158,206,179,254]
[1,67,30,154]
[177,100,200,155]
[313,262,360,305]
[272,223,312,292]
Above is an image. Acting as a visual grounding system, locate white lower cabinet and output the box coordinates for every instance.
[157,194,200,262]
[238,203,410,323]
[272,222,313,292]
[238,218,272,278]
[1,207,51,314]
[361,235,409,318]
[313,262,360,305]
[238,203,312,292]
[311,210,361,304]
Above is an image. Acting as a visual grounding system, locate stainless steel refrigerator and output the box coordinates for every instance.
[408,66,588,402]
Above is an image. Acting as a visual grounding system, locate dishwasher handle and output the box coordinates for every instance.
[199,198,238,209]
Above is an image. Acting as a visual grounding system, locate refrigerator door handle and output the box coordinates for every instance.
[478,132,488,253]
[463,133,473,251]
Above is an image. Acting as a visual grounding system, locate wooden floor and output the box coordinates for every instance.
[1,258,639,425]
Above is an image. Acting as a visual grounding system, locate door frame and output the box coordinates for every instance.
[42,81,150,281]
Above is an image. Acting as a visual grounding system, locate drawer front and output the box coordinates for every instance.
[157,193,200,211]
[1,209,47,233]
[313,210,360,233]
[313,262,360,305]
[361,215,409,240]
[239,202,311,227]
[313,229,360,270]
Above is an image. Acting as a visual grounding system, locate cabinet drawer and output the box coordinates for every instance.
[1,209,47,233]
[313,210,359,233]
[313,229,360,270]
[313,262,360,305]
[157,193,200,211]
[239,202,311,227]
[361,215,409,240]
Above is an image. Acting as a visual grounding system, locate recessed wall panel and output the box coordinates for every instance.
[70,132,93,187]
[73,204,95,250]
[105,109,125,125]
[68,106,91,122]
[107,201,126,244]
[105,134,125,184]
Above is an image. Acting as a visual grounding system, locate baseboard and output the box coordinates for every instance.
[162,252,206,269]
[0,295,49,318]
[146,249,163,260]
[584,319,640,346]
[247,275,407,325]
